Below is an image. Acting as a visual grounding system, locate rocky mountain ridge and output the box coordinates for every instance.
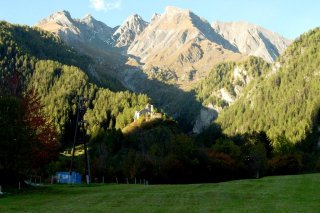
[37,10,114,47]
[127,7,243,89]
[36,7,291,76]
[113,14,148,49]
[212,21,291,63]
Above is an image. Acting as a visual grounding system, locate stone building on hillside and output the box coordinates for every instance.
[134,104,154,121]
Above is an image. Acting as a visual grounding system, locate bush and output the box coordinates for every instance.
[212,138,242,160]
[267,154,303,175]
[204,150,241,181]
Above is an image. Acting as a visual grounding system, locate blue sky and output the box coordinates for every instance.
[0,0,319,39]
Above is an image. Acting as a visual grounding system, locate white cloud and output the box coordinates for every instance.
[89,0,122,11]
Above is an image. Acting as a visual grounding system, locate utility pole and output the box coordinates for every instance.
[69,96,91,184]
[70,97,81,174]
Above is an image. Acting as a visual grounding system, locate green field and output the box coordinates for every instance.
[0,174,320,213]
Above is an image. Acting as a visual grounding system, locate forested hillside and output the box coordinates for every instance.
[217,27,320,144]
[196,56,270,108]
[0,21,149,144]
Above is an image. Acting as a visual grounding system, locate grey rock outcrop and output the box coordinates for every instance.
[193,104,219,134]
[127,6,243,88]
[212,21,291,62]
[37,11,114,49]
[113,14,148,48]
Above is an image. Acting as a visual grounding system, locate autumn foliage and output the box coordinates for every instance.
[0,80,60,184]
[22,90,60,169]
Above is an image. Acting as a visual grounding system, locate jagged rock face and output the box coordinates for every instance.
[193,104,219,134]
[128,6,238,58]
[36,11,80,42]
[77,14,114,46]
[128,6,243,89]
[37,9,291,84]
[113,14,148,48]
[212,21,291,63]
[37,11,114,49]
[151,13,161,23]
[36,10,126,90]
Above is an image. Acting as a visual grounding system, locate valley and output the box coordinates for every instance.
[36,6,291,131]
[1,3,320,190]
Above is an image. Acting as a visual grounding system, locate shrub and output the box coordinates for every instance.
[204,150,241,181]
[267,154,303,175]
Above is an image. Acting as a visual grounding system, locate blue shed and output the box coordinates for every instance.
[56,172,82,184]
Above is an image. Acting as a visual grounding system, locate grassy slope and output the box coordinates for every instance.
[0,174,320,213]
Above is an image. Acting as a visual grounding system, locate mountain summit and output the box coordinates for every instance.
[212,21,291,62]
[36,10,79,42]
[113,14,148,48]
[37,10,114,48]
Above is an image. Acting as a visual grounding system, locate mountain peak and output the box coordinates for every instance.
[36,10,113,49]
[77,13,113,35]
[212,21,291,62]
[82,13,93,21]
[80,13,100,26]
[151,13,161,23]
[36,10,75,32]
[150,6,238,52]
[129,13,140,18]
[113,13,148,48]
[125,13,145,23]
[59,10,72,19]
[42,10,72,22]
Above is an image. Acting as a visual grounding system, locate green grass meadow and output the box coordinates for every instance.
[1,173,320,213]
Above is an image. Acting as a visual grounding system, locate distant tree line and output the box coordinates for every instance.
[64,118,320,184]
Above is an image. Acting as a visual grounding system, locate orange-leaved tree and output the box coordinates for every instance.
[22,89,60,173]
